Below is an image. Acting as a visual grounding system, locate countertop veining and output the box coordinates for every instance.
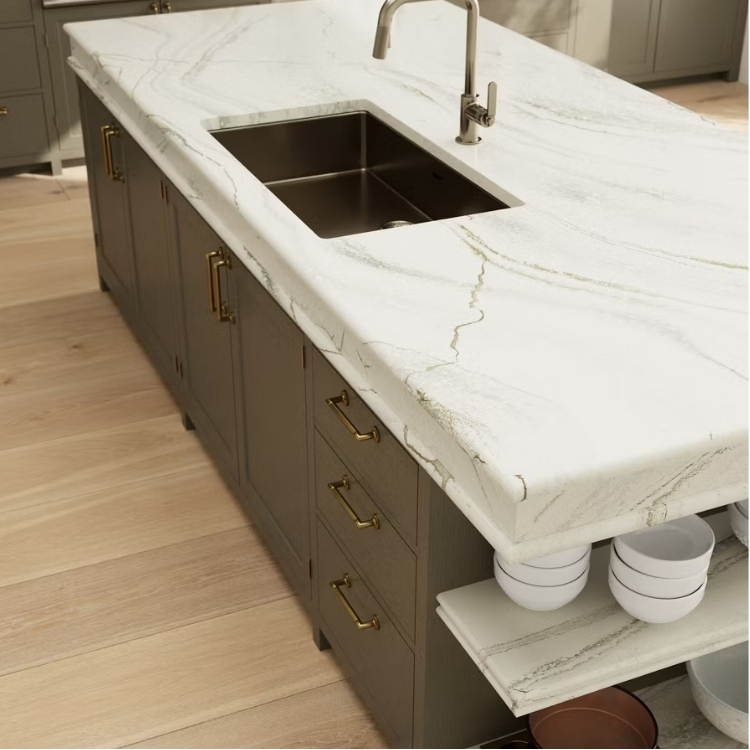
[65,0,748,561]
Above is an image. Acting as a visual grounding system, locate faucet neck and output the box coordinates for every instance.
[462,0,479,97]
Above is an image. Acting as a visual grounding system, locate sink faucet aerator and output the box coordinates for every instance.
[371,0,497,145]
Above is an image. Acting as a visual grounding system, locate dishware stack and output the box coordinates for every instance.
[494,544,591,611]
[728,500,748,547]
[608,515,714,624]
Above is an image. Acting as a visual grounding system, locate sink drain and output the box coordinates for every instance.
[380,220,413,230]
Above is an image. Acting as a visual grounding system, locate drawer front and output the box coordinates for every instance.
[0,0,32,23]
[313,349,418,543]
[0,94,49,160]
[317,520,414,747]
[0,28,41,92]
[316,430,417,640]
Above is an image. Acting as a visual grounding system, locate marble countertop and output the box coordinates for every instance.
[65,0,748,562]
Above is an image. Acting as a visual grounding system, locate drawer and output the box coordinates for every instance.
[0,0,33,23]
[0,94,49,160]
[317,520,414,747]
[316,430,417,640]
[313,349,418,543]
[0,28,41,92]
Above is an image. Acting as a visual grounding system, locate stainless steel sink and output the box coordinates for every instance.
[210,112,510,239]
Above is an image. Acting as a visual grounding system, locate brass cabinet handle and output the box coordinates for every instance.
[205,250,221,313]
[211,251,235,324]
[100,124,124,182]
[162,1,173,11]
[329,575,379,630]
[325,390,380,443]
[0,107,8,116]
[149,2,159,12]
[328,476,380,530]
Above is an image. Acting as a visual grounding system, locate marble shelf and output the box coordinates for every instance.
[437,513,747,717]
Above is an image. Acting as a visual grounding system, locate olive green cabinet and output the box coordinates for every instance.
[232,263,311,599]
[169,189,240,481]
[609,0,747,82]
[79,84,135,307]
[124,136,180,394]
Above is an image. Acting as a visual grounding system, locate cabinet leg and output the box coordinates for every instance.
[49,158,63,177]
[181,410,195,431]
[98,275,110,293]
[313,625,331,652]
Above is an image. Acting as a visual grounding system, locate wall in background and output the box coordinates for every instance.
[740,16,748,84]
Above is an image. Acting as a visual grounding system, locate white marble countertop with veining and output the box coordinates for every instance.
[65,0,748,562]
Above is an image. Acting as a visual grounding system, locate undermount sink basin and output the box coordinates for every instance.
[210,111,510,239]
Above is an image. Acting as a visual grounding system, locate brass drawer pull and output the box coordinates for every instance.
[149,2,159,12]
[100,124,124,182]
[205,249,221,312]
[211,250,235,324]
[162,1,173,10]
[330,575,379,630]
[325,390,380,443]
[328,476,380,530]
[0,107,8,116]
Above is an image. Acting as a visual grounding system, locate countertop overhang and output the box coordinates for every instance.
[65,0,748,562]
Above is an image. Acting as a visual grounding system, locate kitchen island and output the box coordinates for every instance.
[65,0,747,746]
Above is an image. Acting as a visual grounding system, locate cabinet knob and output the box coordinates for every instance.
[0,107,9,116]
[149,2,159,12]
[163,1,173,11]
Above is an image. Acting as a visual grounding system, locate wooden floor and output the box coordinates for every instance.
[0,78,746,749]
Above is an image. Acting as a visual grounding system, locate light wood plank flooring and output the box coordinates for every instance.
[0,78,745,749]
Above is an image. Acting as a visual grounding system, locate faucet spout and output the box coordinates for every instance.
[371,0,496,145]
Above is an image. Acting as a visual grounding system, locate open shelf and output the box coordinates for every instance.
[437,512,747,717]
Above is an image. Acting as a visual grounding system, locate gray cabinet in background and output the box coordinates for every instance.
[609,0,748,82]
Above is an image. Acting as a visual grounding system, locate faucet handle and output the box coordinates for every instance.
[486,81,497,126]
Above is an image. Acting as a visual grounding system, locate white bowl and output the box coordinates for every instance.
[609,545,706,599]
[497,550,590,586]
[494,555,589,611]
[613,515,714,578]
[608,567,706,623]
[729,503,748,547]
[687,642,748,745]
[518,544,592,570]
[737,499,748,518]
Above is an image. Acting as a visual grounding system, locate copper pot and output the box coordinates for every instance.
[525,687,658,749]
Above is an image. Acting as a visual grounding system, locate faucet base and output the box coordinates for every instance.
[455,135,482,145]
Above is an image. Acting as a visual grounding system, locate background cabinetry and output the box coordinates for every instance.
[609,0,747,82]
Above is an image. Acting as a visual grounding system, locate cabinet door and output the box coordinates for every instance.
[170,188,238,480]
[45,1,157,160]
[654,0,742,73]
[78,83,134,303]
[159,0,266,10]
[608,0,660,78]
[232,262,310,598]
[124,135,178,391]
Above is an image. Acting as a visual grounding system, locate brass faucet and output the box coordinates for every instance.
[372,0,497,145]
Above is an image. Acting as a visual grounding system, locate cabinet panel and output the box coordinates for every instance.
[45,1,155,159]
[233,261,310,597]
[0,94,49,161]
[159,0,265,10]
[124,136,178,390]
[0,0,33,24]
[0,28,41,92]
[654,0,741,73]
[474,0,572,35]
[79,84,134,299]
[608,0,660,77]
[170,189,238,479]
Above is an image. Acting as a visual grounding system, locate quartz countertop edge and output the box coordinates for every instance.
[65,0,748,563]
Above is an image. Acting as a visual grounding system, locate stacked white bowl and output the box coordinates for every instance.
[608,515,714,624]
[494,544,591,611]
[728,500,748,547]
